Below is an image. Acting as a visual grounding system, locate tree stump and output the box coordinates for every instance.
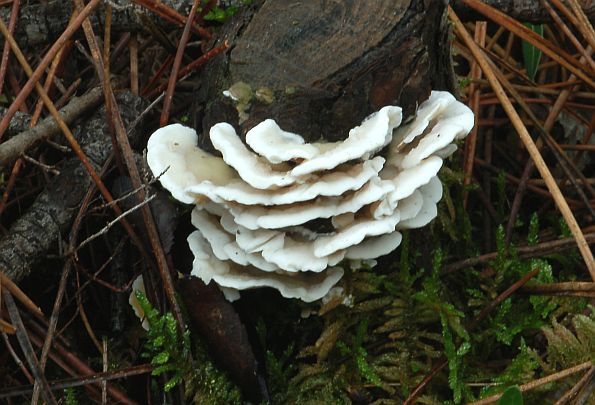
[197,0,453,147]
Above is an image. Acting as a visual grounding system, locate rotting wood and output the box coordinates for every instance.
[197,0,454,146]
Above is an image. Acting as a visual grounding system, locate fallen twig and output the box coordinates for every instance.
[449,6,595,280]
[469,361,593,405]
[0,86,104,167]
[75,193,156,252]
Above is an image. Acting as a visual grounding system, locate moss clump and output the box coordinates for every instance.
[136,292,243,404]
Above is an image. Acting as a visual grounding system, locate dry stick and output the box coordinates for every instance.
[0,0,19,95]
[474,159,583,207]
[32,265,73,404]
[572,114,595,166]
[103,5,111,87]
[474,79,595,98]
[141,54,173,96]
[30,156,112,403]
[26,319,136,404]
[160,0,201,126]
[476,269,542,326]
[1,332,33,381]
[77,1,125,175]
[26,327,104,401]
[542,0,595,72]
[504,46,593,246]
[482,106,496,251]
[554,365,595,405]
[131,0,211,38]
[0,364,153,399]
[76,194,156,251]
[497,70,595,245]
[549,0,581,31]
[35,100,159,402]
[75,269,102,353]
[565,0,595,53]
[0,42,69,216]
[0,0,102,139]
[573,369,595,404]
[31,29,71,125]
[6,60,27,113]
[0,86,104,166]
[0,159,21,216]
[3,290,57,405]
[561,144,595,152]
[403,269,541,404]
[444,231,595,273]
[449,7,595,280]
[522,281,595,295]
[32,156,122,404]
[146,41,229,99]
[0,18,151,262]
[459,0,595,88]
[102,339,108,405]
[463,21,486,208]
[470,361,593,405]
[0,271,43,316]
[129,34,138,95]
[0,319,16,333]
[488,54,595,203]
[22,154,59,175]
[73,0,185,332]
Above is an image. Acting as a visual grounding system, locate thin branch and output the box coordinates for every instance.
[76,193,156,252]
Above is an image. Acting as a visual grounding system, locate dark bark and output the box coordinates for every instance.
[0,92,147,283]
[0,0,193,47]
[197,0,454,146]
[178,278,266,402]
[0,109,31,137]
[452,0,595,23]
[0,87,105,167]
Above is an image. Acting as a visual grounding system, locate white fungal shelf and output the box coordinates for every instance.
[146,91,474,302]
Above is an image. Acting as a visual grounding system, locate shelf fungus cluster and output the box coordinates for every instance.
[147,91,474,302]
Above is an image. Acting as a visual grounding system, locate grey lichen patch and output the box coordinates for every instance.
[223,81,254,124]
[255,87,275,105]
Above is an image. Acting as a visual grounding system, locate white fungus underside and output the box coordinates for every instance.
[188,231,344,302]
[186,157,385,206]
[397,176,443,229]
[228,177,395,230]
[146,90,474,302]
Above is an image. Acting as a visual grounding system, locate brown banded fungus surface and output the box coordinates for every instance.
[147,91,474,302]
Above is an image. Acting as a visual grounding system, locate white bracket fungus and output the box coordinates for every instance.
[147,91,474,302]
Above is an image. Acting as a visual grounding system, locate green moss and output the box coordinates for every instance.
[135,292,242,404]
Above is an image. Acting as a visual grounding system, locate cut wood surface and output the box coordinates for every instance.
[198,0,453,144]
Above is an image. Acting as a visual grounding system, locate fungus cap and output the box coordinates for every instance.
[146,124,236,204]
[146,90,474,302]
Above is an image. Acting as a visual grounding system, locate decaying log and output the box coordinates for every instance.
[197,0,454,145]
[0,92,146,283]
